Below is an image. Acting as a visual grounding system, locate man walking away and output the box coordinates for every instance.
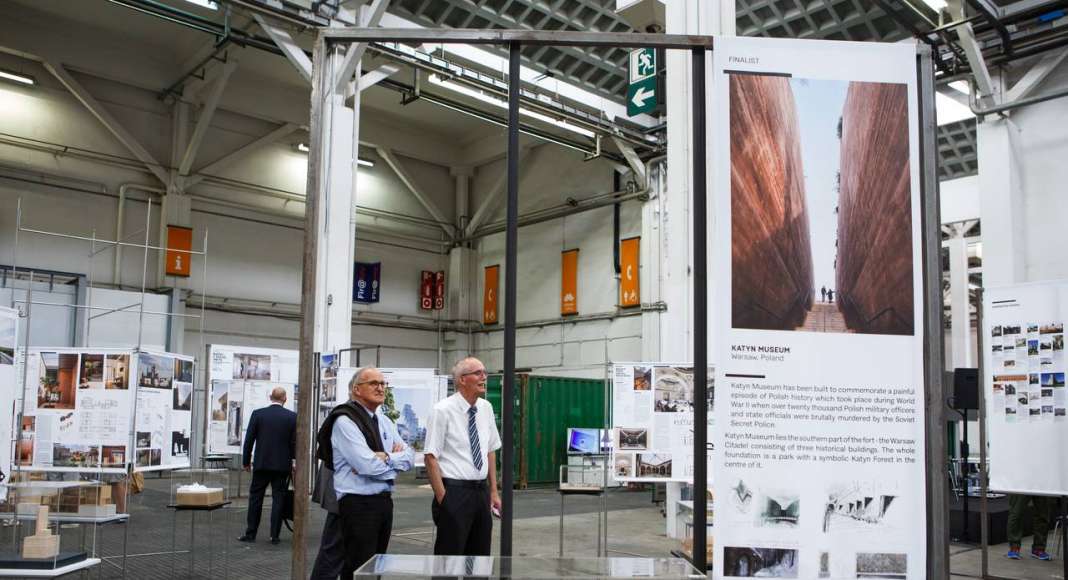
[238,387,296,545]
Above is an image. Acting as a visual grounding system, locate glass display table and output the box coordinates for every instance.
[353,555,705,578]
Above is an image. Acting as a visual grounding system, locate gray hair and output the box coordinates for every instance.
[451,357,481,382]
[349,367,378,391]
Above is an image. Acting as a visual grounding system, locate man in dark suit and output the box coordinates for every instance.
[238,387,296,545]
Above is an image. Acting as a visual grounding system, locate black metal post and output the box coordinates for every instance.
[500,40,521,559]
[961,410,970,542]
[691,45,709,574]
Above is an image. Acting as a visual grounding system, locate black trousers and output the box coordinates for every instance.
[339,493,393,578]
[310,511,344,580]
[245,469,288,539]
[432,479,492,556]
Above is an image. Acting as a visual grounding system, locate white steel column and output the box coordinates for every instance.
[661,0,733,539]
[977,76,1026,286]
[946,226,973,367]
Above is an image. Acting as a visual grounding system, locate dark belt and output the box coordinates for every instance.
[443,478,486,489]
[341,491,391,499]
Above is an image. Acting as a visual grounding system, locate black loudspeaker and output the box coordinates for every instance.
[953,368,979,410]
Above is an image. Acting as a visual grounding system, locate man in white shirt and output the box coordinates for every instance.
[423,356,502,555]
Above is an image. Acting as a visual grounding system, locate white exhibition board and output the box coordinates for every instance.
[320,367,444,467]
[0,307,17,500]
[205,344,300,455]
[983,280,1068,495]
[610,363,713,483]
[207,380,296,455]
[133,350,195,472]
[711,37,926,579]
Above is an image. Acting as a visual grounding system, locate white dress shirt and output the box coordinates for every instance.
[423,393,501,481]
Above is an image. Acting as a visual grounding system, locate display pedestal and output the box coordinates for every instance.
[167,502,231,579]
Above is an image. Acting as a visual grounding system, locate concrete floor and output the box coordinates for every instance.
[36,471,1065,578]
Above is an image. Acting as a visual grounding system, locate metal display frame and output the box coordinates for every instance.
[301,28,943,579]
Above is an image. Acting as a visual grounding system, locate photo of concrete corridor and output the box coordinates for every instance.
[729,72,915,336]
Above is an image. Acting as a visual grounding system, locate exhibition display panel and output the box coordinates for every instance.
[982,280,1068,495]
[0,307,16,502]
[711,37,928,579]
[205,344,299,455]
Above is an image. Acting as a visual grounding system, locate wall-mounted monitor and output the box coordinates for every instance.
[567,428,610,455]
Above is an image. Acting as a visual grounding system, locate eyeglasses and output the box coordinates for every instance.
[357,380,389,389]
[462,369,487,378]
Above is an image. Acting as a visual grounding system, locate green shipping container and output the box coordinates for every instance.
[486,373,607,488]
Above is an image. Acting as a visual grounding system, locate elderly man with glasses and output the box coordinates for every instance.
[424,356,502,556]
[318,367,412,577]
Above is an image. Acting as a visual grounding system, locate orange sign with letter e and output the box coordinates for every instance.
[165,225,193,277]
[620,237,640,307]
[483,265,499,325]
[561,249,579,315]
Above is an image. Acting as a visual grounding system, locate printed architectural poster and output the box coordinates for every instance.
[134,351,193,471]
[611,363,713,482]
[380,371,440,467]
[0,307,17,499]
[712,37,926,579]
[983,281,1068,495]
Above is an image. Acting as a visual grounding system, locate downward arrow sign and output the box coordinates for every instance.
[631,86,654,108]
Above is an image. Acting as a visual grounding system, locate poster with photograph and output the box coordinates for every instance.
[984,281,1068,495]
[0,307,17,499]
[207,344,298,387]
[611,363,713,483]
[205,380,296,455]
[17,348,134,473]
[380,371,445,467]
[711,37,926,579]
[134,350,194,472]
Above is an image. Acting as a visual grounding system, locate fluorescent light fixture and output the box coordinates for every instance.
[0,69,35,86]
[948,80,971,94]
[296,142,374,167]
[428,74,596,139]
[935,91,973,125]
[920,0,947,10]
[180,0,218,9]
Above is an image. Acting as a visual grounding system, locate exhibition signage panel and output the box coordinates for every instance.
[611,362,713,483]
[133,350,195,472]
[206,344,300,455]
[561,249,579,316]
[620,237,640,308]
[711,37,926,579]
[627,47,657,117]
[983,280,1068,495]
[353,261,381,304]
[483,265,499,325]
[20,348,135,474]
[164,225,193,277]
[0,307,17,500]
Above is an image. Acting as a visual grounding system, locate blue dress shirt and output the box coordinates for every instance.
[331,403,414,499]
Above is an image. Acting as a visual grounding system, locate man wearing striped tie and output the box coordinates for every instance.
[424,356,502,555]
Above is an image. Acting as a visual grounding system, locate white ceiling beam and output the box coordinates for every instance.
[254,14,312,84]
[43,60,169,185]
[179,58,238,179]
[334,0,391,92]
[376,147,454,237]
[185,122,301,188]
[956,23,996,98]
[465,143,541,237]
[343,63,402,107]
[1006,50,1068,103]
[611,135,647,189]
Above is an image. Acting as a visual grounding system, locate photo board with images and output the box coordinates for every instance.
[206,380,296,455]
[711,37,927,580]
[133,350,195,472]
[321,367,444,467]
[611,362,713,483]
[984,280,1068,495]
[0,307,18,500]
[18,348,135,474]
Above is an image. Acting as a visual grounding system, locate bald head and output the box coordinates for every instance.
[452,356,488,404]
[269,387,287,403]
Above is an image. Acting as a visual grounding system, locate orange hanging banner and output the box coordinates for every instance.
[620,237,640,307]
[165,225,193,278]
[483,265,499,325]
[561,249,579,316]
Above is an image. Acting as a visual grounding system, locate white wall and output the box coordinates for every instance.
[940,175,979,224]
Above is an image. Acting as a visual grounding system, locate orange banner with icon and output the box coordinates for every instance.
[561,249,579,315]
[483,265,499,325]
[165,225,193,277]
[620,237,640,307]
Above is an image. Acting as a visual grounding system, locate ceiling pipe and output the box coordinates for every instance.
[968,83,1068,116]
